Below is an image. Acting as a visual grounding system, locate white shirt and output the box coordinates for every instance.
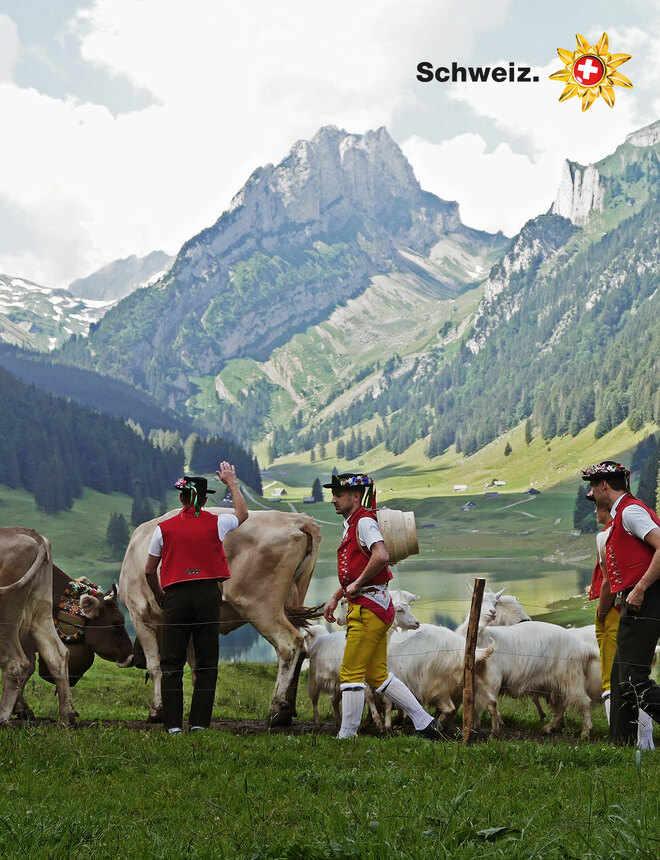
[609,496,658,541]
[148,513,239,557]
[342,514,384,549]
[596,526,611,565]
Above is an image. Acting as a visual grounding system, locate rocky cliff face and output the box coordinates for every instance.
[174,126,463,286]
[625,119,660,148]
[551,160,605,225]
[68,125,503,401]
[466,215,578,354]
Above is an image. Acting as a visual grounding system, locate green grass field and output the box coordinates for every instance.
[2,662,659,860]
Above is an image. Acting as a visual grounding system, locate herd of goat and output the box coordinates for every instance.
[304,587,608,737]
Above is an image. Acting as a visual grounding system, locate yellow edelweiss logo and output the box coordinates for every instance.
[549,33,632,111]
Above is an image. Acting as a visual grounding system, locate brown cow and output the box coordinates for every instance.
[119,509,321,725]
[0,528,75,726]
[12,565,134,720]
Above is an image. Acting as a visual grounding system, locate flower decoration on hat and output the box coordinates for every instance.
[581,462,629,479]
[175,477,202,516]
[337,474,373,488]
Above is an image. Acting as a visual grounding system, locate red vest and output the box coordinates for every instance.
[604,495,660,594]
[160,509,231,589]
[338,508,392,587]
[338,508,394,623]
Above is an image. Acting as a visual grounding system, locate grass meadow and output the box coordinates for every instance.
[1,419,659,856]
[1,661,659,860]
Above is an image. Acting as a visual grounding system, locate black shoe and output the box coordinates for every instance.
[416,719,444,740]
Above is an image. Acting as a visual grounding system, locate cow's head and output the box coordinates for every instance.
[80,583,134,667]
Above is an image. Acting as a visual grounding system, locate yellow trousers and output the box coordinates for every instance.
[595,607,620,694]
[339,603,391,688]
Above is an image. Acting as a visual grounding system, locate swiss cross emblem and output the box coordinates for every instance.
[573,55,605,87]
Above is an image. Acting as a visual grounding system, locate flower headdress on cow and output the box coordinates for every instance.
[175,475,215,517]
[322,473,377,511]
[581,461,630,493]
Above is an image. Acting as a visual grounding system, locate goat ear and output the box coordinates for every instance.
[80,594,102,619]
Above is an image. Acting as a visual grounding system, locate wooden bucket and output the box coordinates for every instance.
[376,508,419,564]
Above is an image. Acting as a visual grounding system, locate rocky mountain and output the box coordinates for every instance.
[551,161,604,225]
[466,120,660,356]
[348,122,660,461]
[9,120,658,464]
[69,250,174,302]
[0,274,112,351]
[58,126,506,414]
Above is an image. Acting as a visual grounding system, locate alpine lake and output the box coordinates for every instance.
[219,489,595,662]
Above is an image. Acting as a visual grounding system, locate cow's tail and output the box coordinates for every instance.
[284,604,325,629]
[0,529,50,595]
[290,518,322,601]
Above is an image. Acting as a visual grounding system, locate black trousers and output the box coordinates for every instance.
[610,579,660,744]
[160,579,222,729]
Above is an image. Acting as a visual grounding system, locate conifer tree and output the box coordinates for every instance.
[106,513,130,558]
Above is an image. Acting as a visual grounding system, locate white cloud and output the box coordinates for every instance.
[402,133,556,235]
[0,0,513,287]
[1,0,657,288]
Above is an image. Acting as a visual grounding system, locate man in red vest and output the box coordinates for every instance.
[582,460,660,745]
[145,462,248,733]
[323,473,440,739]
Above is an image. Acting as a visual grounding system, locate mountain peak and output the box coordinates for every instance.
[229,125,420,225]
[625,119,660,148]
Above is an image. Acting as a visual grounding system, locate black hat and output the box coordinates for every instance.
[322,473,373,490]
[174,476,216,495]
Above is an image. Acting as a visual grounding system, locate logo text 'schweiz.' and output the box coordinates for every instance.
[416,62,539,84]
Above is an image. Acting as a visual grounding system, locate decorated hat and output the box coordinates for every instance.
[580,461,629,482]
[585,488,595,501]
[174,475,215,517]
[174,476,216,495]
[322,473,376,509]
[322,473,373,490]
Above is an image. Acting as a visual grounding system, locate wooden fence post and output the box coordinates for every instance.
[462,577,485,746]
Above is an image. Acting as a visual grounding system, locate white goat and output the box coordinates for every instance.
[304,589,421,731]
[457,587,601,737]
[385,624,496,730]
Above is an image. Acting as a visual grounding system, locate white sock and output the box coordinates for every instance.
[337,688,365,739]
[637,708,655,751]
[603,693,610,725]
[378,675,432,731]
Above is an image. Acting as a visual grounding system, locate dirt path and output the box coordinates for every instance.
[7,716,589,742]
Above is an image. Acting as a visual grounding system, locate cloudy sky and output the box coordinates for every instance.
[1,0,658,288]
